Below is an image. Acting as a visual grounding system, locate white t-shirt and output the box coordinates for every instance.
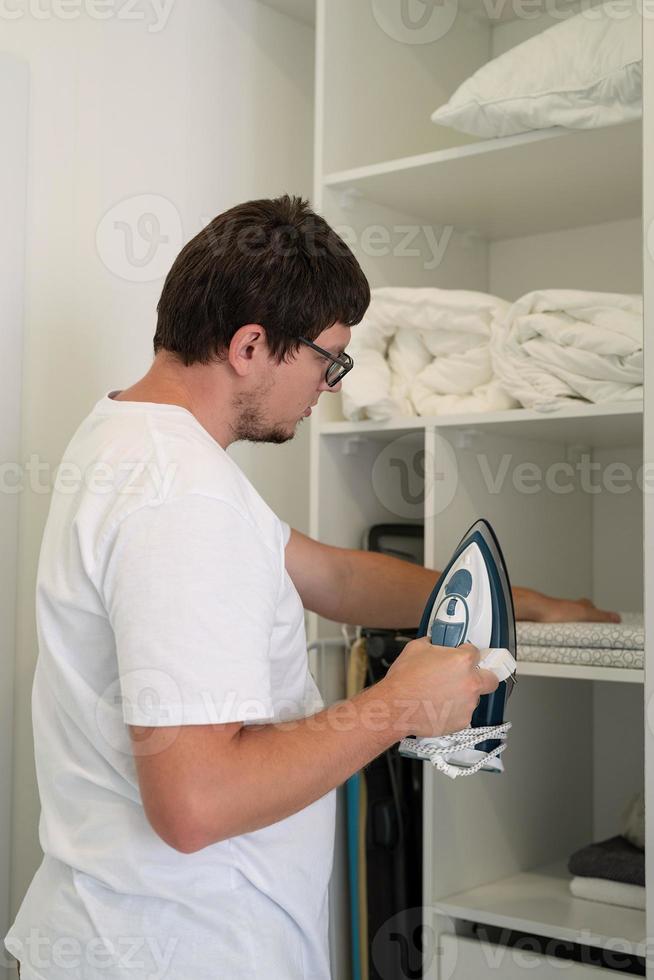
[4,393,336,980]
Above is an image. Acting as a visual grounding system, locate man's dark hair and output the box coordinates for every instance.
[153,194,370,365]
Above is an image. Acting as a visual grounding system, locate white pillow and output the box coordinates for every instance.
[431,0,642,139]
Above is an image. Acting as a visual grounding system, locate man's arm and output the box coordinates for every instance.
[285,528,621,625]
[131,639,497,854]
[285,527,430,627]
[131,685,400,853]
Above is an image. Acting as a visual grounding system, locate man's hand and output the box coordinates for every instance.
[382,639,499,738]
[513,587,621,624]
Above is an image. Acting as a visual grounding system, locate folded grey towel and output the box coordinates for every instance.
[568,835,645,887]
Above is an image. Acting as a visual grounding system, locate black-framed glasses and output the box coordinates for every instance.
[298,337,354,387]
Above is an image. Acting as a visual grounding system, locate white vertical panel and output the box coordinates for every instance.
[643,7,654,973]
[0,52,28,980]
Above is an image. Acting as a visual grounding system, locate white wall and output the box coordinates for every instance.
[0,0,314,928]
[0,52,28,980]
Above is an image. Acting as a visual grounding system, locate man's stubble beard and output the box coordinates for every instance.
[230,387,296,445]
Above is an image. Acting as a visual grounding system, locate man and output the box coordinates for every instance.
[5,195,618,980]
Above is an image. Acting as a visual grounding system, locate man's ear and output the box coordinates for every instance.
[227,323,268,378]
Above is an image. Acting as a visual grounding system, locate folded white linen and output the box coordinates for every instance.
[517,613,644,668]
[518,645,643,670]
[490,289,643,412]
[569,875,646,911]
[517,613,643,651]
[342,287,517,421]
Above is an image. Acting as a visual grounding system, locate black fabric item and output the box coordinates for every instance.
[361,524,425,980]
[365,636,423,980]
[568,835,645,887]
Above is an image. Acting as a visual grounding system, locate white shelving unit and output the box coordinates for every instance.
[323,121,642,240]
[437,860,647,957]
[320,401,643,447]
[310,2,648,978]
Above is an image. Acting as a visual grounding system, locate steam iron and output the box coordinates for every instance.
[398,519,517,778]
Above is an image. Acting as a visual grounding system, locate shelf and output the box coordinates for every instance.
[517,662,644,684]
[319,401,643,449]
[323,122,642,240]
[437,861,646,957]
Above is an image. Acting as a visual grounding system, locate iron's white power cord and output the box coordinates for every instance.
[399,722,512,778]
[398,647,517,779]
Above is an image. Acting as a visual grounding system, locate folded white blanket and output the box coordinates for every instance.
[341,287,518,421]
[569,875,646,911]
[490,289,643,412]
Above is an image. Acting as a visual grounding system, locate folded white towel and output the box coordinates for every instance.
[569,875,646,911]
[490,289,643,412]
[342,287,517,421]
